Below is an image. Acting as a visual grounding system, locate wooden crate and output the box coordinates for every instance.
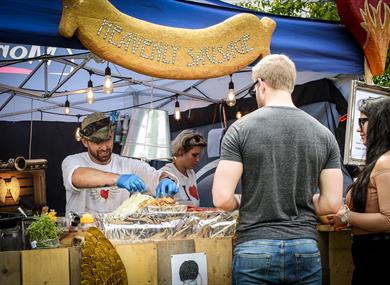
[0,170,46,212]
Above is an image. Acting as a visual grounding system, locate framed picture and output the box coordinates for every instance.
[344,80,390,165]
[171,252,207,285]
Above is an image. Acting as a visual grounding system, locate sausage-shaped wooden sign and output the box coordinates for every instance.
[59,0,276,79]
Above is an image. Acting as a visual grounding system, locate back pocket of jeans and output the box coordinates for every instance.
[235,252,272,277]
[295,251,321,281]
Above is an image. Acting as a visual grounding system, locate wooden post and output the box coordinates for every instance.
[194,237,233,285]
[157,239,195,285]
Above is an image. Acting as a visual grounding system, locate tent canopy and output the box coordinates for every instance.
[0,0,363,73]
[0,0,363,122]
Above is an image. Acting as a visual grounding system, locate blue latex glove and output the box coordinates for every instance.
[155,178,179,198]
[116,174,145,193]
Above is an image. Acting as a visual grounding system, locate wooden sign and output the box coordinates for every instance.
[59,0,276,79]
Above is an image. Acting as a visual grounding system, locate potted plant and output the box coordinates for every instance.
[27,210,63,248]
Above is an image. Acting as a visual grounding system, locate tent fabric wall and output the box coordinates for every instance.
[0,0,363,123]
[0,0,363,74]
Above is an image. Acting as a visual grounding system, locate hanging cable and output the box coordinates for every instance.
[226,74,236,107]
[174,96,181,121]
[64,95,70,115]
[103,62,113,94]
[87,70,94,104]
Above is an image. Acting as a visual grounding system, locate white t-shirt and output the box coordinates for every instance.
[160,163,200,207]
[62,152,164,216]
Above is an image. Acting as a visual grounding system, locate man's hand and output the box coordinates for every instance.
[155,178,178,198]
[116,174,145,193]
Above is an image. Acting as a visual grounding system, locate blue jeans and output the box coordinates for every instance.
[233,239,322,285]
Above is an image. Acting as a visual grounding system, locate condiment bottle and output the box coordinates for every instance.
[79,213,95,231]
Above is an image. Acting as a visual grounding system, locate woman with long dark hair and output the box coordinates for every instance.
[356,97,382,146]
[329,97,390,285]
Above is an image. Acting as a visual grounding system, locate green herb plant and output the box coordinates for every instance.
[27,213,63,248]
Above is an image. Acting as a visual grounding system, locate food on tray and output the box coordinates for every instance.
[187,206,219,212]
[111,193,153,216]
[140,197,189,213]
[139,197,177,208]
[145,204,188,213]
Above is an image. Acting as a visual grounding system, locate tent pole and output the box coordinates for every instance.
[45,56,91,97]
[44,60,48,97]
[0,61,46,111]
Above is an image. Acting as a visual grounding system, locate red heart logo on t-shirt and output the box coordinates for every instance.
[100,189,109,199]
[188,185,199,200]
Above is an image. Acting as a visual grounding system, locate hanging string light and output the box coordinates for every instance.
[226,74,236,107]
[64,95,70,115]
[174,96,181,121]
[87,71,94,104]
[103,62,113,94]
[236,110,242,119]
[75,127,81,141]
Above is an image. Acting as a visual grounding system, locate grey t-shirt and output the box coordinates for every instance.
[220,106,341,244]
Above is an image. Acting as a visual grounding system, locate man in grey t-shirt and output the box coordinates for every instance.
[212,54,343,285]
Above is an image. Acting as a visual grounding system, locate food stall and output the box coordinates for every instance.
[0,193,356,285]
[0,193,238,284]
[0,0,375,284]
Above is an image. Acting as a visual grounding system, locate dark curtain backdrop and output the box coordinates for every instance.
[0,101,244,214]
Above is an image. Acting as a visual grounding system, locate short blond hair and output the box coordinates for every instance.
[171,129,207,157]
[252,54,296,93]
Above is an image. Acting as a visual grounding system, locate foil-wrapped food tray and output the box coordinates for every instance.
[144,204,187,213]
[95,210,238,242]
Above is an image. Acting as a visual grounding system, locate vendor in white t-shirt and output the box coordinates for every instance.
[160,130,207,207]
[62,112,178,216]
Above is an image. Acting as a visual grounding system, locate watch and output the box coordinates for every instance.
[340,206,350,225]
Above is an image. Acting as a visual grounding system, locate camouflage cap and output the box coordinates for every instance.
[79,112,113,143]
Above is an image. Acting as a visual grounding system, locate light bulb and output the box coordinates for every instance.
[226,79,236,107]
[87,79,94,104]
[75,127,81,141]
[103,66,113,93]
[64,97,70,115]
[174,99,181,121]
[236,111,242,119]
[227,89,236,107]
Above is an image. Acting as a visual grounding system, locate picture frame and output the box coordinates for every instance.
[171,252,207,285]
[344,80,390,165]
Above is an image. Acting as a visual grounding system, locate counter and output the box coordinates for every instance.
[0,225,354,285]
[0,237,233,285]
[317,225,353,285]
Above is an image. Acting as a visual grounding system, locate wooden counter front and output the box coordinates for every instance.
[0,237,233,285]
[0,227,354,285]
[317,225,354,285]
